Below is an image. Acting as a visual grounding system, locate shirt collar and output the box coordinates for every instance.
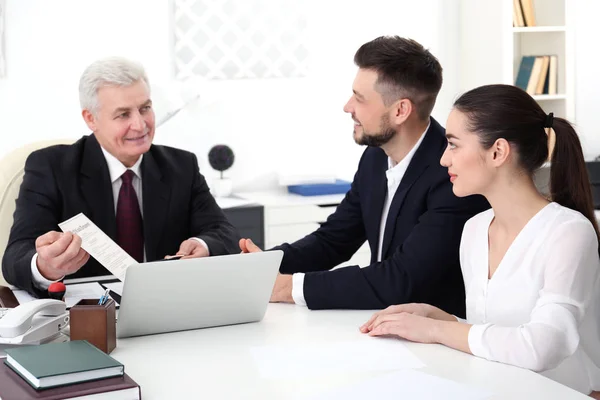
[100,146,143,183]
[386,121,430,176]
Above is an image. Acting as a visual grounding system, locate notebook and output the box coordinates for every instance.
[4,341,124,389]
[0,360,140,399]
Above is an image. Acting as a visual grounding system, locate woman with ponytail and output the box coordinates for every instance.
[361,84,600,396]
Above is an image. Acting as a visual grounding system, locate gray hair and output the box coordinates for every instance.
[79,57,150,114]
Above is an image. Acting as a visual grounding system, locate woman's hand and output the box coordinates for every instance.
[361,304,473,353]
[365,312,440,344]
[360,303,453,334]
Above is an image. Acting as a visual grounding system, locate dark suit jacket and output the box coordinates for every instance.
[2,134,239,296]
[275,118,489,316]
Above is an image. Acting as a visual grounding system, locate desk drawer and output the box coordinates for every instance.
[266,204,337,226]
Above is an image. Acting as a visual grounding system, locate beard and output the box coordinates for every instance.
[354,114,397,147]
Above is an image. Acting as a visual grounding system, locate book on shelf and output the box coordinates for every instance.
[515,56,536,91]
[0,360,141,400]
[526,57,544,95]
[515,55,558,96]
[4,340,124,390]
[535,56,550,95]
[548,55,558,95]
[542,63,550,95]
[513,0,525,27]
[520,0,536,27]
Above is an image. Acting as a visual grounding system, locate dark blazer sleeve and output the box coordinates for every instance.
[302,173,485,310]
[2,150,61,297]
[189,154,240,255]
[273,169,367,274]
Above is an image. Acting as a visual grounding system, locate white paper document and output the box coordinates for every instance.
[298,370,493,400]
[59,213,137,281]
[250,338,424,379]
[11,290,36,306]
[103,282,124,297]
[215,196,255,209]
[63,282,117,308]
[12,282,118,308]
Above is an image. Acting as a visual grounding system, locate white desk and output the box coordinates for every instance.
[111,304,588,399]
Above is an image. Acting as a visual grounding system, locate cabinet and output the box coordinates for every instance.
[222,204,265,250]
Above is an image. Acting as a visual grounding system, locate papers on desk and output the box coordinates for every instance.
[59,213,137,281]
[299,370,493,400]
[102,282,124,297]
[12,283,118,309]
[250,338,424,379]
[214,196,255,209]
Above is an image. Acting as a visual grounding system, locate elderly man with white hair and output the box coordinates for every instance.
[2,57,239,297]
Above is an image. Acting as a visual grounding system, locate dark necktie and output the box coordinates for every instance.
[116,170,144,263]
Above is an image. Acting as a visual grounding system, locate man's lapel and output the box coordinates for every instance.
[381,118,444,258]
[79,134,117,240]
[369,155,389,263]
[141,149,171,261]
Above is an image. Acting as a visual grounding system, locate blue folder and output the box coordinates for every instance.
[287,180,351,196]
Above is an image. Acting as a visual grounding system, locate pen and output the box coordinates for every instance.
[98,288,110,305]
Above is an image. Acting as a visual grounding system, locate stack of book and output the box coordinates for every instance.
[0,340,140,399]
[513,0,536,27]
[515,55,558,96]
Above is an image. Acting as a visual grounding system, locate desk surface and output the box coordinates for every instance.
[111,304,587,399]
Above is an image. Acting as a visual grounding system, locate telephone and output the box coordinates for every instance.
[0,299,69,345]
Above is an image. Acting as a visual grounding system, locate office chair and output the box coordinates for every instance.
[0,139,74,286]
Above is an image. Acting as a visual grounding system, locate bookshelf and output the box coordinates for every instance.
[505,0,575,120]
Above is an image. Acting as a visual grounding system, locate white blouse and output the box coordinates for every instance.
[460,202,600,394]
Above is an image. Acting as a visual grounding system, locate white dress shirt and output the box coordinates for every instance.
[292,125,429,306]
[461,202,600,394]
[31,148,209,289]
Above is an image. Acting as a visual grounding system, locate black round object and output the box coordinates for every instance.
[208,145,235,172]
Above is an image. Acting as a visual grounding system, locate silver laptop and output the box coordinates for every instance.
[116,250,283,338]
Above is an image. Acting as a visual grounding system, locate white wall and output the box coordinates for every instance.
[573,0,600,159]
[0,0,173,146]
[458,0,505,91]
[0,0,460,191]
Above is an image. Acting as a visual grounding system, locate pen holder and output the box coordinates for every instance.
[69,298,116,354]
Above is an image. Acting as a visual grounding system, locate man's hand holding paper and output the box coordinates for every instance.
[35,231,90,281]
[59,213,137,281]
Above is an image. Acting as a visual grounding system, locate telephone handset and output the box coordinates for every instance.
[0,299,69,345]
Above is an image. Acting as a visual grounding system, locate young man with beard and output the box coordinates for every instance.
[240,36,489,315]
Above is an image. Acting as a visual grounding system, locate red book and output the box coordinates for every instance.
[0,360,141,400]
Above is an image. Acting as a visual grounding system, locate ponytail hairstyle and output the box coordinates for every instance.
[453,84,600,241]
